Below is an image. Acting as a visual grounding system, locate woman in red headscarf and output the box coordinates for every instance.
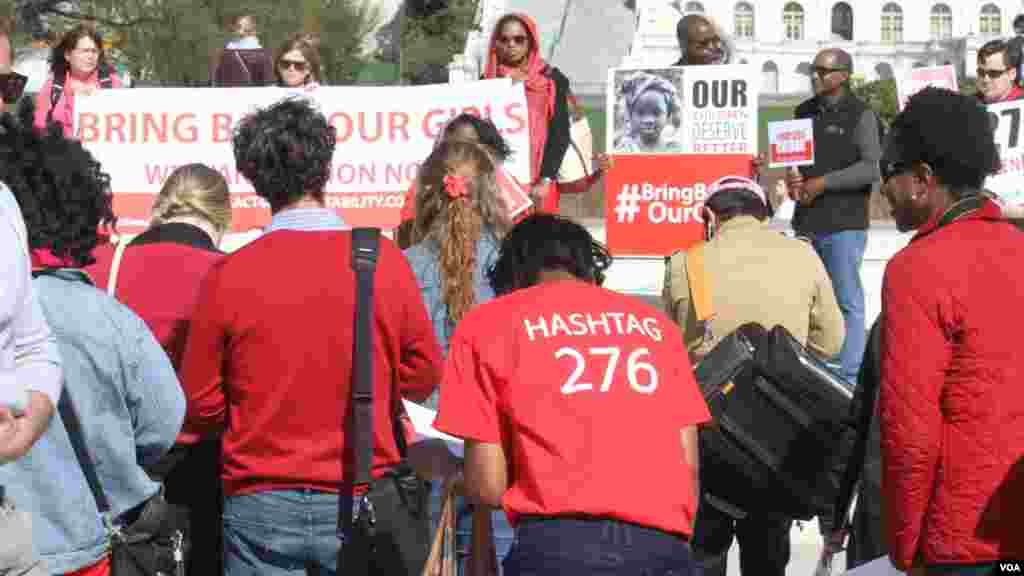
[483,13,600,214]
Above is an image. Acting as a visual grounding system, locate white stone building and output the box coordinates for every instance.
[631,0,1024,94]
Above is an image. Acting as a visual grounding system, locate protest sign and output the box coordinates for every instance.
[768,118,814,168]
[985,99,1024,207]
[897,65,957,110]
[74,80,530,231]
[604,65,758,256]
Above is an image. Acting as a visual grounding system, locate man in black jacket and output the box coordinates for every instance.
[786,48,880,385]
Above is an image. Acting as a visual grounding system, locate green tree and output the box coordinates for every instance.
[0,0,380,86]
[851,77,897,131]
[400,0,478,84]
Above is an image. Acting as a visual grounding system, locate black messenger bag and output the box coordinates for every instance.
[694,323,856,520]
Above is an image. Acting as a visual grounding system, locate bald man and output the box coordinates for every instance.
[786,47,879,385]
[674,14,728,66]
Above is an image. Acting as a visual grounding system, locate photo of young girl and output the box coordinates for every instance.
[612,69,684,154]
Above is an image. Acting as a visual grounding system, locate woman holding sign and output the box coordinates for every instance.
[482,13,599,213]
[33,25,122,138]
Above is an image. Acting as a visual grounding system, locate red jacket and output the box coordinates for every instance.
[86,223,224,444]
[880,198,1024,569]
[180,230,442,496]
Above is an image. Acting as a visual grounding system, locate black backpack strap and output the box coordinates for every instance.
[47,77,64,124]
[99,64,114,89]
[341,227,381,562]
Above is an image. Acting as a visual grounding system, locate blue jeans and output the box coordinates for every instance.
[223,490,340,575]
[811,230,868,384]
[502,517,696,575]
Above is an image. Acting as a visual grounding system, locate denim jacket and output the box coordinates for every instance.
[0,274,184,574]
[403,233,500,356]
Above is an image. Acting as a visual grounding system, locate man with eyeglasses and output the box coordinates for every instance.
[786,48,879,391]
[975,39,1024,104]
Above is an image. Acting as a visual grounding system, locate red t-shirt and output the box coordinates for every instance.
[434,279,710,537]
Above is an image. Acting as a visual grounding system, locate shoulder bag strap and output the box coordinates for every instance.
[47,78,64,124]
[341,227,381,556]
[233,51,253,84]
[57,359,115,530]
[685,243,714,323]
[107,239,129,297]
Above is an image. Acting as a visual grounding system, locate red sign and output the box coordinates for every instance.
[770,141,814,165]
[604,155,753,256]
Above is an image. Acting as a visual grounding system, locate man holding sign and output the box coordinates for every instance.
[786,48,880,385]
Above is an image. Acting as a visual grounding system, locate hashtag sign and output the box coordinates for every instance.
[614,185,643,223]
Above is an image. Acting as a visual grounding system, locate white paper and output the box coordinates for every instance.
[402,399,464,459]
[844,556,904,575]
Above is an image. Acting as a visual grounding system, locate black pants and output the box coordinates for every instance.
[159,437,224,576]
[691,497,791,576]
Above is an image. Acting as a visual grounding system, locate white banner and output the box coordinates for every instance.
[896,65,958,111]
[74,81,531,229]
[986,100,1024,206]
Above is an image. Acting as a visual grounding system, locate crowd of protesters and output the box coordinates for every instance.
[0,8,1022,576]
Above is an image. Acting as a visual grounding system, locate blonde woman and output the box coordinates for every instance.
[86,163,231,576]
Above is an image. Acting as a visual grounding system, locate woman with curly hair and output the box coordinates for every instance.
[0,103,183,576]
[33,24,122,138]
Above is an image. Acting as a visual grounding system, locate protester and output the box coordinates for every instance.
[434,213,708,575]
[975,39,1024,104]
[180,98,443,575]
[0,104,183,576]
[674,14,732,66]
[0,174,62,576]
[33,25,122,138]
[482,13,589,213]
[786,48,880,384]
[663,175,844,576]
[274,33,321,89]
[86,163,230,576]
[878,87,1024,574]
[615,71,683,153]
[210,13,274,87]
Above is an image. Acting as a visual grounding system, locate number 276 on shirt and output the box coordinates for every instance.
[556,346,659,396]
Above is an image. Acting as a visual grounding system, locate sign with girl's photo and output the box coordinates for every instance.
[604,65,759,256]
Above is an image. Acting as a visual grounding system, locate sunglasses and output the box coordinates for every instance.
[498,35,529,46]
[977,67,1009,80]
[812,66,847,78]
[279,60,308,72]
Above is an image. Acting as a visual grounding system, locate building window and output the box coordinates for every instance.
[783,2,805,40]
[832,2,854,41]
[881,3,903,43]
[930,4,953,40]
[980,4,1002,36]
[685,1,705,13]
[735,2,754,38]
[762,60,779,93]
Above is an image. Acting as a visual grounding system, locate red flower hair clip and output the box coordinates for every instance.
[443,174,470,200]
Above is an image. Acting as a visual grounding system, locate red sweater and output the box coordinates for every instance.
[180,230,442,496]
[86,224,224,444]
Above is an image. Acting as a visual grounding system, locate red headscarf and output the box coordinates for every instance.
[483,13,556,183]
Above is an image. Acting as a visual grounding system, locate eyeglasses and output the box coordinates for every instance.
[498,35,529,46]
[881,161,910,182]
[977,67,1009,80]
[279,60,309,72]
[812,66,847,78]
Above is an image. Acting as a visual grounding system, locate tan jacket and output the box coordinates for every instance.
[663,216,844,361]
